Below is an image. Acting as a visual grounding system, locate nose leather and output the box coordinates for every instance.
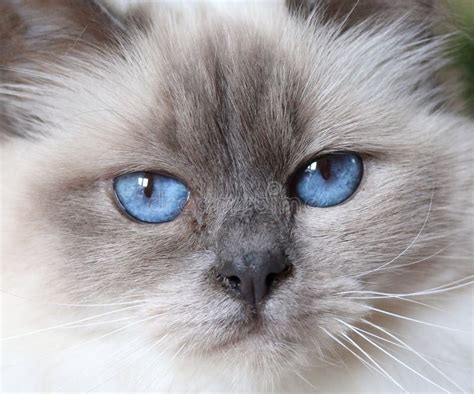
[218,251,291,306]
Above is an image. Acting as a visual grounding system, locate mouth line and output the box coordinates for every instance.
[214,311,294,355]
[207,328,266,354]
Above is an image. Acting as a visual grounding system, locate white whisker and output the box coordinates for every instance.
[338,331,407,392]
[86,334,171,392]
[321,327,380,374]
[418,276,474,293]
[388,244,450,270]
[321,327,403,390]
[359,304,466,332]
[0,288,151,307]
[294,370,318,391]
[1,304,144,340]
[339,275,473,300]
[56,336,143,391]
[340,320,450,393]
[53,312,168,361]
[61,316,136,329]
[362,319,465,392]
[341,291,437,309]
[141,341,187,392]
[348,325,411,352]
[355,182,434,278]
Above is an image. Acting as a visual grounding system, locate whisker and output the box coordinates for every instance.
[355,182,434,278]
[141,341,187,392]
[338,275,473,300]
[86,333,171,392]
[2,311,169,384]
[323,337,354,374]
[387,244,450,270]
[362,319,466,392]
[34,311,172,388]
[293,370,318,391]
[358,304,466,332]
[320,327,404,390]
[0,288,151,307]
[340,320,450,393]
[347,325,411,353]
[1,304,144,341]
[132,339,178,392]
[418,276,474,293]
[60,316,136,330]
[56,336,144,391]
[341,292,437,309]
[65,312,169,354]
[338,331,407,392]
[309,337,340,367]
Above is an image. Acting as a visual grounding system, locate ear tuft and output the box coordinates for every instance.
[1,0,127,67]
[0,0,131,139]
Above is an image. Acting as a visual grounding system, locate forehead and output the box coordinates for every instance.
[146,21,308,193]
[48,7,408,195]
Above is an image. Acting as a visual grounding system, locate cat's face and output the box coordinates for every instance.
[2,0,471,380]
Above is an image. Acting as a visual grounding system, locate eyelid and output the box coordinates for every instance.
[113,192,191,225]
[288,150,354,181]
[288,149,377,178]
[112,167,196,194]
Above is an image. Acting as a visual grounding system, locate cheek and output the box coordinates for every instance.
[29,177,200,300]
[292,159,437,278]
[2,139,206,302]
[1,144,73,301]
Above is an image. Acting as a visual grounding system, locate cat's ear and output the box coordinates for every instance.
[0,0,136,139]
[286,0,436,30]
[1,0,128,63]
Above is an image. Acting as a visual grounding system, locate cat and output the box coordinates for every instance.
[1,0,473,392]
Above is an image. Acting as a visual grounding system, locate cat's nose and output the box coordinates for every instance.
[218,251,292,307]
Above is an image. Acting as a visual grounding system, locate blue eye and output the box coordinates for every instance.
[114,172,189,223]
[294,152,363,207]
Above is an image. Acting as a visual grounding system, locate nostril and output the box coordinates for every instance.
[217,271,242,290]
[265,273,277,288]
[266,263,292,287]
[281,263,293,276]
[227,275,241,290]
[217,256,293,306]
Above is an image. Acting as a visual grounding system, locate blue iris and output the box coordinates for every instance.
[114,172,189,223]
[295,153,363,207]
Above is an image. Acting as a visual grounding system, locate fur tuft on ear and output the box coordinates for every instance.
[0,0,129,139]
[0,0,127,59]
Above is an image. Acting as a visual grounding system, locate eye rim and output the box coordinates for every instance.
[290,151,364,208]
[112,170,191,225]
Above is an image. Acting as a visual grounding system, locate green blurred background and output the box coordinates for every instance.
[452,0,474,113]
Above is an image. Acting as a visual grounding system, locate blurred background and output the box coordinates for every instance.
[452,0,474,114]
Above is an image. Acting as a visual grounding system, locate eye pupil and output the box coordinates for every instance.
[142,172,154,199]
[318,157,331,180]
